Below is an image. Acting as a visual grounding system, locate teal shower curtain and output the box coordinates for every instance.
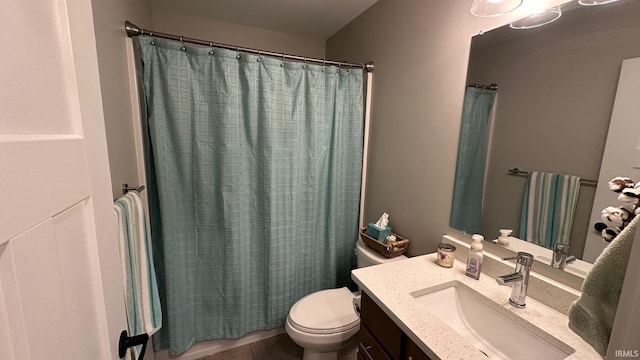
[138,37,364,355]
[450,87,497,234]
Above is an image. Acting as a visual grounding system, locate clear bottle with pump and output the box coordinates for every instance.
[466,234,484,280]
[498,229,512,246]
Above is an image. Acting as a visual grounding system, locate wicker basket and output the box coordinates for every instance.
[359,227,409,258]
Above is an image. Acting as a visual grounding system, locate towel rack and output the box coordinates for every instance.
[507,168,598,187]
[122,183,146,195]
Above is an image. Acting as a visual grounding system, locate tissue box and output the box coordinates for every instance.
[366,223,392,242]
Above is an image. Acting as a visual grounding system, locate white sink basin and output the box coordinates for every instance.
[411,281,575,360]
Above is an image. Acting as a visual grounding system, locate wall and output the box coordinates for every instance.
[468,2,640,259]
[326,0,570,256]
[151,11,326,59]
[90,2,154,357]
[92,0,152,199]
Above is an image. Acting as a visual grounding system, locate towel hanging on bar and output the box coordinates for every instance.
[114,191,162,360]
[519,171,581,248]
[508,168,597,187]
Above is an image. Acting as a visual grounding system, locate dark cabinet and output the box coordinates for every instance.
[358,326,391,360]
[404,336,431,360]
[358,292,431,360]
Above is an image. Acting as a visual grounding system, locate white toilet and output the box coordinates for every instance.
[285,239,407,360]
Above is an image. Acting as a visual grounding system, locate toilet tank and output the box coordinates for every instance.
[356,239,407,268]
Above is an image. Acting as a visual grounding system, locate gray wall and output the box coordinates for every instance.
[326,0,570,256]
[92,0,152,199]
[470,2,640,258]
[151,11,326,59]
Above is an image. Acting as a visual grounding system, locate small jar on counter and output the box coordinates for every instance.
[437,243,456,268]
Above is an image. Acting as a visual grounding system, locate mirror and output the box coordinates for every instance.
[450,0,640,271]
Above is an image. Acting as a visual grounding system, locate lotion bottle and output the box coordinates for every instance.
[498,229,512,246]
[466,234,484,280]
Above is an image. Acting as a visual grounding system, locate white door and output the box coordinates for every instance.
[0,0,128,359]
[584,57,640,263]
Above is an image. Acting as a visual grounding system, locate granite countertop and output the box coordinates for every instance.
[351,253,602,360]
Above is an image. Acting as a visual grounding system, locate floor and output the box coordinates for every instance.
[196,334,303,360]
[196,333,358,360]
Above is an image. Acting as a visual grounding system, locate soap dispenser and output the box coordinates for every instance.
[498,229,512,246]
[466,234,484,280]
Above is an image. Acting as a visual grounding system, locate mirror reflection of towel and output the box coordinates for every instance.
[519,171,581,249]
[568,215,639,356]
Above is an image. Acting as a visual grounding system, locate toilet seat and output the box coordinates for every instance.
[288,287,359,335]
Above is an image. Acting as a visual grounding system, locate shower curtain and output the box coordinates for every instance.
[450,87,497,234]
[137,37,364,355]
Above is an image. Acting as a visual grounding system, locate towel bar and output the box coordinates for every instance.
[507,168,597,187]
[122,183,146,195]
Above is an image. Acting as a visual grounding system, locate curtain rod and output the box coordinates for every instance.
[125,21,374,72]
[507,168,597,187]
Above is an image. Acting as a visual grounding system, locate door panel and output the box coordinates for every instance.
[0,0,78,134]
[53,201,110,358]
[0,0,127,358]
[8,221,74,360]
[0,137,91,244]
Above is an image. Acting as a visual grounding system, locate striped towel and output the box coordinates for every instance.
[519,171,581,249]
[115,191,162,359]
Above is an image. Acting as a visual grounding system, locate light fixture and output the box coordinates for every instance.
[509,6,562,29]
[471,0,524,17]
[578,0,620,5]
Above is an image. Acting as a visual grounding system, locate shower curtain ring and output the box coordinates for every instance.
[179,36,186,51]
[208,42,214,55]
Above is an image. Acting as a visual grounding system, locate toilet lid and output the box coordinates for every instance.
[288,287,360,334]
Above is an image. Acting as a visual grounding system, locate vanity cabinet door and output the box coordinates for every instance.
[360,292,403,359]
[404,337,432,360]
[358,326,392,360]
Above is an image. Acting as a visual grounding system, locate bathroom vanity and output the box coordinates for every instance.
[352,249,602,360]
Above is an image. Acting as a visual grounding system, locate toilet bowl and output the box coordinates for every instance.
[286,239,407,360]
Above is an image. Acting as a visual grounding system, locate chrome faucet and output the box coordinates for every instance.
[551,244,576,270]
[496,252,534,308]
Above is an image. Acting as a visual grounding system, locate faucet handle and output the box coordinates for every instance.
[554,243,569,254]
[502,252,534,266]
